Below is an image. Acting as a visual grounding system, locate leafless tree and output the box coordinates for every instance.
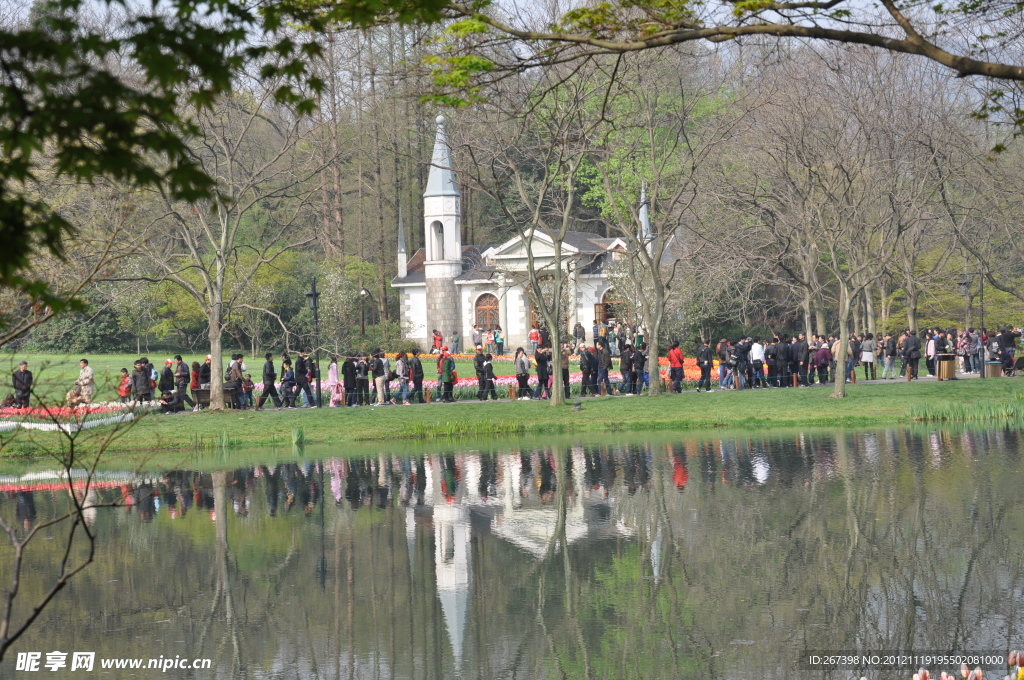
[124,79,322,409]
[461,67,601,405]
[581,49,753,392]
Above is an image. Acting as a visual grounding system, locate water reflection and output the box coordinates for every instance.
[2,427,1023,679]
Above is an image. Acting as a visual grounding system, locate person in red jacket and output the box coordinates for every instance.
[118,368,132,403]
[667,342,685,393]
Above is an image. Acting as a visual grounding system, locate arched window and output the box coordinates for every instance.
[429,220,444,260]
[475,293,500,330]
[595,289,626,325]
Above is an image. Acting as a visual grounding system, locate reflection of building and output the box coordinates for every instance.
[430,458,471,673]
[411,451,641,672]
[392,116,629,349]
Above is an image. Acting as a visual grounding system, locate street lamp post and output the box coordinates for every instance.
[359,287,369,335]
[306,277,322,407]
[959,272,984,380]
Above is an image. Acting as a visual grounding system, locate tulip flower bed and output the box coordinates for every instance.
[0,402,153,433]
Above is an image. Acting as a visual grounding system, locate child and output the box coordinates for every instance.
[118,368,132,403]
[280,360,297,408]
[242,373,255,408]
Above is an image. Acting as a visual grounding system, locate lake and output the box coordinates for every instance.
[2,427,1022,678]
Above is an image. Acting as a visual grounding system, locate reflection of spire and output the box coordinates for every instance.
[405,505,416,584]
[651,524,663,583]
[434,502,470,674]
[424,115,460,198]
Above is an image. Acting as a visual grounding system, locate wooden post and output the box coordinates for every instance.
[600,382,606,396]
[850,370,856,384]
[424,387,432,403]
[792,373,798,388]
[509,385,517,400]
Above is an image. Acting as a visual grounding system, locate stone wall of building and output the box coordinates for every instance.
[425,269,462,342]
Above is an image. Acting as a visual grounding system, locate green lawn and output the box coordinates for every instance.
[3,373,1022,459]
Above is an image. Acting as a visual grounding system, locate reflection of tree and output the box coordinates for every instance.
[195,471,240,673]
[6,430,1024,678]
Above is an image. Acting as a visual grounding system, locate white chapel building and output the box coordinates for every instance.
[392,115,632,351]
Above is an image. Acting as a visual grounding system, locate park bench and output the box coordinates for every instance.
[191,386,242,408]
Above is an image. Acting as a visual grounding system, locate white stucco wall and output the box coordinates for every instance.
[400,286,428,344]
[577,276,609,330]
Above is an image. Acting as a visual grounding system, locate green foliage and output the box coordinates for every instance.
[0,0,321,308]
[23,305,131,354]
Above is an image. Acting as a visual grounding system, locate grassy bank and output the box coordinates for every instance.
[3,376,1022,459]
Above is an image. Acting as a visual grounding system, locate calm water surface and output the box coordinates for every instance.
[2,428,1023,679]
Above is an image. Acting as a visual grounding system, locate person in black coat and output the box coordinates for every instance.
[256,353,282,409]
[199,356,212,387]
[619,346,634,395]
[764,338,778,387]
[534,347,551,399]
[295,352,315,407]
[159,360,175,393]
[902,330,922,379]
[695,339,713,392]
[473,345,487,400]
[12,361,32,407]
[341,355,357,406]
[579,347,594,396]
[131,360,152,402]
[775,337,791,387]
[408,349,425,404]
[790,334,808,386]
[480,354,498,400]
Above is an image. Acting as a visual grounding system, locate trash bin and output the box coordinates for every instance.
[936,354,956,381]
[985,361,1002,378]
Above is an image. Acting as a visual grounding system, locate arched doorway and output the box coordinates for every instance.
[595,289,626,325]
[474,293,500,330]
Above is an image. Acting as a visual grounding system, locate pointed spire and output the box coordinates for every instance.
[639,183,653,253]
[397,205,408,279]
[398,205,406,254]
[424,115,460,198]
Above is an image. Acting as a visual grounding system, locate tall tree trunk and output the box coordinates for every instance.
[906,288,919,333]
[864,283,877,337]
[208,249,227,410]
[801,292,812,336]
[832,285,852,399]
[647,311,663,396]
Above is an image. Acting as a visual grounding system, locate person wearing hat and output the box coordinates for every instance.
[473,345,487,399]
[200,355,212,388]
[12,360,32,407]
[158,359,175,393]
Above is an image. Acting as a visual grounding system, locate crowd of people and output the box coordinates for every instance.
[704,327,1023,390]
[5,324,1022,414]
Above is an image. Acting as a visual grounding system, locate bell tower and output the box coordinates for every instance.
[423,114,462,345]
